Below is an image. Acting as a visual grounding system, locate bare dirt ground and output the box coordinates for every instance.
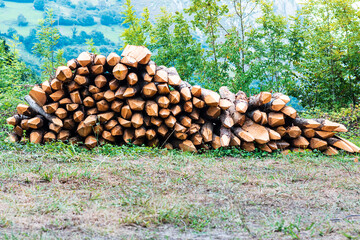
[0,148,359,239]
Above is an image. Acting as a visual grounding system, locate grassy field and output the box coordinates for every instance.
[0,141,359,239]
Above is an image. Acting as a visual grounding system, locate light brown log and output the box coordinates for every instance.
[107,52,121,67]
[268,112,285,127]
[267,141,278,151]
[77,121,92,137]
[77,66,90,75]
[276,140,291,150]
[258,144,272,153]
[102,130,115,142]
[247,110,262,123]
[43,103,59,114]
[179,140,197,152]
[55,66,72,82]
[260,112,268,125]
[230,133,241,147]
[118,117,131,128]
[189,108,200,120]
[142,82,157,97]
[73,111,84,123]
[84,115,97,126]
[151,117,163,127]
[146,61,156,76]
[55,108,67,119]
[43,132,56,143]
[134,126,146,139]
[123,129,135,143]
[220,126,231,147]
[248,92,271,108]
[323,146,339,156]
[179,87,191,102]
[272,92,290,104]
[94,54,106,65]
[235,91,249,113]
[192,133,203,146]
[334,124,348,133]
[337,137,360,153]
[121,105,132,119]
[274,126,286,137]
[63,118,75,130]
[108,79,120,91]
[158,124,169,137]
[111,125,123,136]
[110,101,123,113]
[93,125,104,136]
[83,96,95,108]
[266,128,281,140]
[98,112,115,123]
[191,85,202,98]
[91,65,104,75]
[146,129,156,140]
[188,124,201,135]
[180,116,192,128]
[315,131,335,139]
[327,138,353,153]
[206,106,221,118]
[131,113,143,128]
[77,52,92,67]
[67,82,80,93]
[211,135,221,149]
[87,108,98,115]
[159,108,171,118]
[57,130,71,141]
[303,128,315,138]
[73,75,88,86]
[292,136,309,149]
[170,105,182,117]
[85,136,98,149]
[127,72,138,85]
[315,119,340,132]
[241,142,255,152]
[232,112,246,127]
[220,110,234,128]
[123,86,138,98]
[50,78,63,90]
[165,115,177,128]
[242,119,270,144]
[30,130,43,143]
[201,122,213,143]
[29,86,47,106]
[174,123,187,133]
[145,101,158,117]
[89,85,100,94]
[219,99,232,110]
[293,118,321,129]
[157,83,171,95]
[66,103,78,112]
[97,100,109,112]
[115,86,127,99]
[13,125,23,137]
[69,91,81,104]
[49,123,61,134]
[233,127,255,142]
[142,72,153,82]
[28,116,44,129]
[95,75,107,89]
[167,67,181,86]
[128,98,145,111]
[286,126,302,138]
[262,98,286,112]
[20,119,29,130]
[192,97,205,109]
[201,89,220,107]
[67,59,78,70]
[154,67,168,83]
[281,106,297,119]
[184,101,193,113]
[310,138,328,150]
[49,90,64,102]
[157,96,170,108]
[121,45,151,65]
[121,55,137,68]
[41,80,52,94]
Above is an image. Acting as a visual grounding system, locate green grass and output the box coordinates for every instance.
[0,139,359,239]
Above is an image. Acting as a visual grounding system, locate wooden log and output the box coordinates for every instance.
[248,92,271,108]
[104,90,116,103]
[55,108,67,119]
[260,112,268,125]
[98,112,115,123]
[323,146,339,156]
[43,132,56,143]
[179,140,197,152]
[20,119,29,130]
[67,82,81,92]
[142,82,157,98]
[235,90,248,113]
[261,98,286,112]
[327,138,354,152]
[272,92,290,104]
[118,117,131,128]
[70,91,82,104]
[232,127,255,142]
[201,89,220,107]
[29,86,47,106]
[157,83,171,95]
[286,126,302,138]
[121,105,132,119]
[315,119,340,132]
[189,108,200,120]
[127,72,138,85]
[63,118,75,130]
[145,101,158,117]
[170,105,181,117]
[41,80,52,94]
[134,126,146,139]
[292,136,309,149]
[315,131,335,139]
[83,96,95,108]
[193,97,205,109]
[184,101,193,113]
[293,118,321,129]
[84,115,97,126]
[77,121,92,137]
[55,66,72,82]
[266,128,281,140]
[43,103,59,114]
[309,138,328,150]
[66,103,79,112]
[67,59,78,70]
[157,96,170,108]
[201,122,213,143]
[211,134,221,149]
[50,78,63,90]
[85,136,98,149]
[230,133,241,147]
[89,85,100,94]
[168,91,180,104]
[94,54,106,65]
[77,66,90,75]
[151,117,163,127]
[188,123,201,135]
[77,52,92,67]
[115,86,127,99]
[106,52,121,67]
[220,126,232,147]
[121,45,151,65]
[219,99,232,110]
[97,100,110,112]
[73,111,85,123]
[268,112,285,127]
[93,125,104,136]
[241,142,255,152]
[154,66,168,83]
[206,106,221,119]
[158,124,168,137]
[258,144,272,153]
[123,86,139,98]
[276,140,291,150]
[247,110,262,123]
[102,131,115,142]
[94,75,107,89]
[57,130,71,141]
[303,128,315,138]
[337,137,360,153]
[109,79,120,91]
[165,115,177,128]
[142,72,153,82]
[111,125,123,136]
[167,67,181,86]
[192,133,203,146]
[74,75,88,86]
[146,129,156,140]
[267,141,278,151]
[191,85,202,98]
[131,113,144,128]
[91,65,104,75]
[159,108,171,119]
[50,90,65,102]
[30,130,43,143]
[127,98,145,111]
[220,110,234,128]
[242,119,270,144]
[146,61,156,76]
[179,116,192,128]
[87,108,98,115]
[13,125,23,137]
[59,98,72,105]
[123,129,135,143]
[49,123,61,134]
[281,106,297,119]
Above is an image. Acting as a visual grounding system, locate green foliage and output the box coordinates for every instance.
[33,0,45,11]
[17,14,28,27]
[33,9,65,79]
[85,38,100,55]
[120,0,152,48]
[0,0,5,8]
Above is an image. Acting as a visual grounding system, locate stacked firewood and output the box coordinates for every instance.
[6,45,360,155]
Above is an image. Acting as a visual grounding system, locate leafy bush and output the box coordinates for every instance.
[0,0,5,8]
[77,14,96,26]
[100,10,123,26]
[33,0,45,11]
[58,16,76,26]
[17,14,29,27]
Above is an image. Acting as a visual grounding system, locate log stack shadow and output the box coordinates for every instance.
[6,45,360,155]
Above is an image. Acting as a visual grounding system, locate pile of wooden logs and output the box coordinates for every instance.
[6,45,360,155]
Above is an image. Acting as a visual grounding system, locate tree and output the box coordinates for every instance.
[34,0,45,11]
[17,14,29,27]
[0,0,5,8]
[120,0,152,48]
[246,1,293,94]
[33,9,65,79]
[293,0,360,109]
